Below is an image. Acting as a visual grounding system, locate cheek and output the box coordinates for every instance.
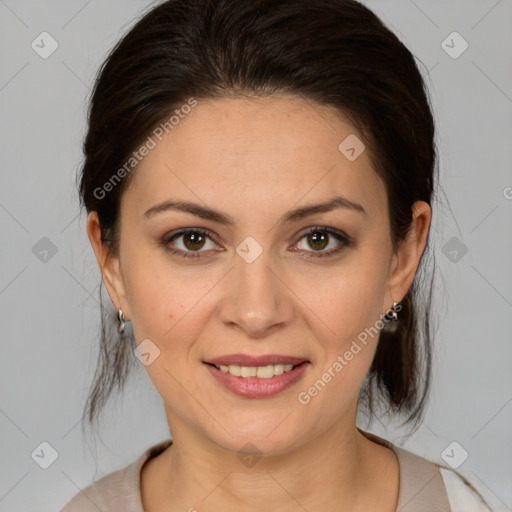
[298,255,388,347]
[121,245,220,346]
[124,272,174,339]
[120,239,177,339]
[293,249,390,406]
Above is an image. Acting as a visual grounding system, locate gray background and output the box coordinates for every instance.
[0,0,511,510]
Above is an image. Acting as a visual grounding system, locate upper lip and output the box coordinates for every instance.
[204,354,309,367]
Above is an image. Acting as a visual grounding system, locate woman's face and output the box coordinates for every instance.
[90,94,429,455]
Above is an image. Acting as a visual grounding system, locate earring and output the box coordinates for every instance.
[118,309,126,334]
[389,301,399,321]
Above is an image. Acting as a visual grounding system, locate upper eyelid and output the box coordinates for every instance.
[166,228,219,244]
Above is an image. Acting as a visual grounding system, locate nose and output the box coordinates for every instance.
[217,253,294,338]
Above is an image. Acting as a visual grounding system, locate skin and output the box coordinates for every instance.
[87,94,431,511]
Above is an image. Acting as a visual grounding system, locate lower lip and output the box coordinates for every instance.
[204,362,310,398]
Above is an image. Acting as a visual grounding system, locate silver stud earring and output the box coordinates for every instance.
[389,301,399,321]
[118,309,126,334]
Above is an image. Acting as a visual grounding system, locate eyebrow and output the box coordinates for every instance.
[143,195,366,225]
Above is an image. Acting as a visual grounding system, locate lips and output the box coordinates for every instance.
[204,359,310,398]
[203,353,309,367]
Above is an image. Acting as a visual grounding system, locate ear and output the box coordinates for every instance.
[86,211,130,319]
[384,200,431,309]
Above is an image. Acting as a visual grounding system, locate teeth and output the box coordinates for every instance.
[216,363,296,378]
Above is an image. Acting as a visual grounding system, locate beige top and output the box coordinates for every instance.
[60,428,492,511]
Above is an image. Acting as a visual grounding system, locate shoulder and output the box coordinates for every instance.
[59,456,144,512]
[357,428,493,511]
[59,440,172,512]
[438,465,494,512]
[391,440,493,512]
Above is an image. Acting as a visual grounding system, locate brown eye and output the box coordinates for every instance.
[182,232,207,251]
[162,229,219,259]
[294,227,351,258]
[306,231,329,251]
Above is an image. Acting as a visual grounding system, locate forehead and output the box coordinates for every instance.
[122,95,387,221]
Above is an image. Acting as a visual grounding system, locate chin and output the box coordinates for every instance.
[206,417,306,458]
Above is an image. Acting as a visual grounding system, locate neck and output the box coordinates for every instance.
[141,409,398,511]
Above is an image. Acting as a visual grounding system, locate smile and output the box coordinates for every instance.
[213,363,299,378]
[203,361,310,398]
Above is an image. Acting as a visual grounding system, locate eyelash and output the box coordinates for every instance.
[161,226,352,260]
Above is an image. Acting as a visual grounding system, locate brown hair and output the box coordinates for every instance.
[79,0,438,437]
